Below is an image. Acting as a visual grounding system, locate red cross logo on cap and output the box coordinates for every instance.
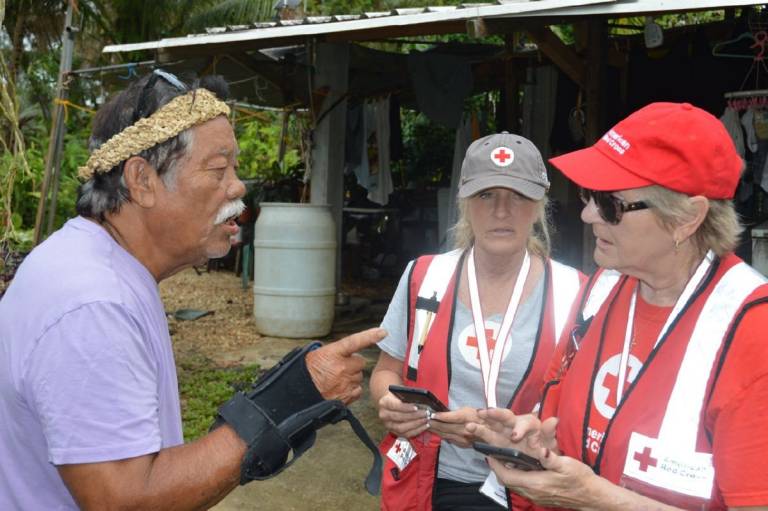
[491,147,514,167]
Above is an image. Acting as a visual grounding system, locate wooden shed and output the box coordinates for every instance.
[93,0,768,279]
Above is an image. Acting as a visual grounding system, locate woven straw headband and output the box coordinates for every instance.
[78,88,230,180]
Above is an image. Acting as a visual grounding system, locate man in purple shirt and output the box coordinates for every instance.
[0,71,384,510]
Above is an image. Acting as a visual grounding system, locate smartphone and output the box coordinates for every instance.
[388,384,449,412]
[472,442,545,471]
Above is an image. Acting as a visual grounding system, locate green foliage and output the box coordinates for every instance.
[307,0,453,16]
[177,355,262,442]
[395,110,455,187]
[186,0,274,32]
[656,10,726,28]
[235,112,302,181]
[0,144,42,247]
[551,25,575,45]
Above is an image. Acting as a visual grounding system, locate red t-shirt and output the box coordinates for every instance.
[546,287,768,507]
[583,291,667,463]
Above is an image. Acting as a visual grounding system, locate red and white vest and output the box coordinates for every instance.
[380,249,583,511]
[544,253,768,510]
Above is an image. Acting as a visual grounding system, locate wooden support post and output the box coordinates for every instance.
[526,25,585,89]
[581,19,608,274]
[503,34,521,133]
[585,21,606,146]
[34,1,74,245]
[45,106,68,235]
[309,42,350,296]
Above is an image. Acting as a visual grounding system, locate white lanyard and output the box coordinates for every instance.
[467,246,531,408]
[615,251,714,404]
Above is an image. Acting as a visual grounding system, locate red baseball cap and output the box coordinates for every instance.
[549,102,744,199]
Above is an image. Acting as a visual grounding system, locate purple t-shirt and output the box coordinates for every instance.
[0,216,183,509]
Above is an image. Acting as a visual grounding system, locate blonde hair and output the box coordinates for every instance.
[452,195,552,257]
[642,185,742,257]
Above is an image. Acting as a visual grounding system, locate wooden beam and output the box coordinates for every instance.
[503,34,521,133]
[581,19,608,274]
[526,25,585,89]
[467,18,490,38]
[584,20,606,145]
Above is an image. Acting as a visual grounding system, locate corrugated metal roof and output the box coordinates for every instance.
[540,0,764,15]
[102,0,614,53]
[102,0,764,55]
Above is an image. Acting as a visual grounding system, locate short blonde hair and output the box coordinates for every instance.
[452,195,552,258]
[642,185,742,257]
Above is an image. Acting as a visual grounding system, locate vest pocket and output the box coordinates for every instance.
[379,434,424,511]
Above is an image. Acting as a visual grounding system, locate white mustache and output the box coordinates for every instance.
[214,199,246,225]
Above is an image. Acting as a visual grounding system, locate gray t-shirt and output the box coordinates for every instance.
[379,260,544,483]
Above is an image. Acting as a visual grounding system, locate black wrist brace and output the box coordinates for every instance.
[212,342,382,495]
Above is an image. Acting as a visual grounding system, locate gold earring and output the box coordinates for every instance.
[674,239,680,252]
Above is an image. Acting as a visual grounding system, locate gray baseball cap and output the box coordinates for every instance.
[457,132,549,199]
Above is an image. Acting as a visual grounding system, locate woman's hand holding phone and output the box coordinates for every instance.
[387,385,448,412]
[469,414,605,509]
[428,407,484,447]
[473,442,544,471]
[377,389,430,438]
[466,408,553,454]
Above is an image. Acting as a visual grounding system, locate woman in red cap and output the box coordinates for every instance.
[370,132,585,510]
[467,103,768,510]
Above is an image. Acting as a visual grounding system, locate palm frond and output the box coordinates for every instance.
[185,0,275,33]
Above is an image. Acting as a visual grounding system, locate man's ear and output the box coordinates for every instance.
[123,156,158,208]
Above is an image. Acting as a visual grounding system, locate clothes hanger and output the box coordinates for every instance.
[722,31,768,109]
[713,31,760,59]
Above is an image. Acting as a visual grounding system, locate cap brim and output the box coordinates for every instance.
[458,174,546,200]
[549,146,654,191]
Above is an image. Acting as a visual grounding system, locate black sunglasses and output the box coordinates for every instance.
[579,188,650,225]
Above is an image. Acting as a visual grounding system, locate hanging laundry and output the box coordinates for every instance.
[367,96,394,205]
[522,65,559,162]
[442,114,474,251]
[755,109,768,140]
[407,51,473,128]
[345,102,370,189]
[389,95,404,162]
[759,148,768,195]
[345,98,394,205]
[720,106,746,157]
[742,107,759,153]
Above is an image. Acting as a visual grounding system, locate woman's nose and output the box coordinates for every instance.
[580,198,601,224]
[493,196,513,217]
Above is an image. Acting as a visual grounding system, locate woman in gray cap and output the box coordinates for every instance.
[370,132,585,510]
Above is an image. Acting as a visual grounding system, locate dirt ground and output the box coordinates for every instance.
[159,268,394,511]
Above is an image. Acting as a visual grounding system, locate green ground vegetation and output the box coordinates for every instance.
[177,355,262,442]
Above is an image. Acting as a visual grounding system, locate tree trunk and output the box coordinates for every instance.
[9,0,26,82]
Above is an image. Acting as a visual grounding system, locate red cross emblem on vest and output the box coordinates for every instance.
[633,446,658,472]
[491,147,514,167]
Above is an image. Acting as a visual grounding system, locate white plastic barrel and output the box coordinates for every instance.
[252,203,336,338]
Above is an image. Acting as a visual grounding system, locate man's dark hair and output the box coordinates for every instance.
[76,72,229,220]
